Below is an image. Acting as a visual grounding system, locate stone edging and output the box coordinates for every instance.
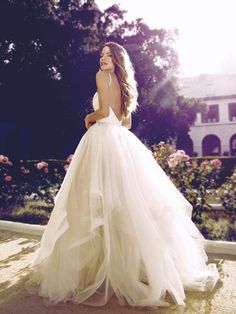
[0,220,45,236]
[0,220,236,256]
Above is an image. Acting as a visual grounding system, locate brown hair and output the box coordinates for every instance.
[101,42,138,117]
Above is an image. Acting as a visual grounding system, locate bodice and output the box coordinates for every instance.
[92,93,122,126]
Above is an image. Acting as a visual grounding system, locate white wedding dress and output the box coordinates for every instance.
[25,92,219,308]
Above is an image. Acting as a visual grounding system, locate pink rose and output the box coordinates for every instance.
[36,161,48,169]
[66,154,74,163]
[167,156,178,168]
[210,159,222,169]
[4,175,12,182]
[36,162,44,169]
[64,164,69,172]
[0,155,9,163]
[176,150,190,161]
[167,150,190,168]
[182,154,190,161]
[200,160,209,170]
[44,167,49,174]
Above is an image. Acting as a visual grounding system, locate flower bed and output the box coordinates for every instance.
[196,211,236,242]
[151,142,236,241]
[0,147,235,241]
[0,154,73,222]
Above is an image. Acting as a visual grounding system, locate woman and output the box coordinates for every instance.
[26,42,219,308]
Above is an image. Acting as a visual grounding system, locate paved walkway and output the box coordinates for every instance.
[0,230,235,314]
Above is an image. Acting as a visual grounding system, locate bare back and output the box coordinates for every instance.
[108,73,122,121]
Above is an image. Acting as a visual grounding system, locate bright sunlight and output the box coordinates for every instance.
[97,0,236,77]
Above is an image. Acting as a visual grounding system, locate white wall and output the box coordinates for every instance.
[190,96,236,155]
[179,74,236,156]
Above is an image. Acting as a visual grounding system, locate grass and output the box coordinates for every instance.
[1,198,235,241]
[0,199,52,225]
[196,211,236,242]
[13,200,50,216]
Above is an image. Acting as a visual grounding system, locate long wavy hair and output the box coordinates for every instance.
[101,42,138,118]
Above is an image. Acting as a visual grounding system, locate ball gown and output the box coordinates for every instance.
[25,92,219,308]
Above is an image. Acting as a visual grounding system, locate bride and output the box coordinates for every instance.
[25,42,219,308]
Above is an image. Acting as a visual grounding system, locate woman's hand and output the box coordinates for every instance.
[84,114,95,129]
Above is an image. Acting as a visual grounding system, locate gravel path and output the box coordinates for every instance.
[0,230,235,314]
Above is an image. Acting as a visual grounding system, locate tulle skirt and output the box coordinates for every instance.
[25,121,219,308]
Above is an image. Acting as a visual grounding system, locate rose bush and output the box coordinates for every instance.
[151,142,223,224]
[218,168,236,214]
[0,154,73,222]
[151,142,236,241]
[0,147,235,241]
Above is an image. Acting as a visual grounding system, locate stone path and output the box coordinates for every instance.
[0,230,236,314]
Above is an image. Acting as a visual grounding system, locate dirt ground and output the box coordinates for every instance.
[0,230,236,314]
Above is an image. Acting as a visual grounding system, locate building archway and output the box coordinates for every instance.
[176,135,194,156]
[230,134,236,156]
[202,134,221,156]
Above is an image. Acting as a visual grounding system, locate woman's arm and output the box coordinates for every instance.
[84,71,110,129]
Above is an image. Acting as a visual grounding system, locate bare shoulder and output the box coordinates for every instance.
[96,70,107,81]
[96,70,109,87]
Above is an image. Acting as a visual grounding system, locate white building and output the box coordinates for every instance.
[178,74,236,156]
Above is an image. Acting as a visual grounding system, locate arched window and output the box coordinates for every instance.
[230,134,236,156]
[202,134,221,156]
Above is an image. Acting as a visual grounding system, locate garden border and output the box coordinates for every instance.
[0,220,235,256]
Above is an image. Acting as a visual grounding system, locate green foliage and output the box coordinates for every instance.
[1,148,235,240]
[0,0,200,159]
[218,168,236,214]
[196,212,236,241]
[2,200,51,225]
[0,153,71,216]
[152,142,236,241]
[0,0,99,159]
[152,142,223,223]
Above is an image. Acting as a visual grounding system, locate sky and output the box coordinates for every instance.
[96,0,236,77]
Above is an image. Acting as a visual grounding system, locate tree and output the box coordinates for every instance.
[88,7,200,148]
[0,0,201,159]
[0,0,100,159]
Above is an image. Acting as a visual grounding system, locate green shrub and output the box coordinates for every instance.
[218,168,236,214]
[0,154,73,219]
[0,148,235,241]
[151,142,222,224]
